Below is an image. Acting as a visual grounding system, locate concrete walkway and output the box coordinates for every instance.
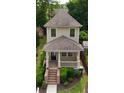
[36,87,39,93]
[46,85,57,93]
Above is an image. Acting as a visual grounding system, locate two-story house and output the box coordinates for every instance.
[43,9,84,84]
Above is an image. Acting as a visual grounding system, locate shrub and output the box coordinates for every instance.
[67,68,74,78]
[36,33,40,47]
[40,52,45,67]
[79,31,88,42]
[74,70,81,78]
[60,68,75,83]
[42,81,47,89]
[60,68,68,83]
[36,52,46,87]
[36,65,44,87]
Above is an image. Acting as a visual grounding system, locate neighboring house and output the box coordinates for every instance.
[43,9,84,84]
[82,41,88,49]
[36,27,44,37]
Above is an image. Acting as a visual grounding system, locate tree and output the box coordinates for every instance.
[67,0,88,30]
[47,1,60,19]
[36,0,60,27]
[36,0,49,27]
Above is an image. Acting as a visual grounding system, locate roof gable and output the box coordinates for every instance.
[44,9,82,27]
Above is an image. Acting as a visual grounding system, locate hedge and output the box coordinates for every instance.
[36,65,44,87]
[36,51,45,87]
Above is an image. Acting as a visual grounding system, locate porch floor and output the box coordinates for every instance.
[49,61,58,68]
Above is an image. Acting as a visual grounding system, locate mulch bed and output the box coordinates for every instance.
[39,87,46,93]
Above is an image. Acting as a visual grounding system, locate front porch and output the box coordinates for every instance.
[45,51,81,68]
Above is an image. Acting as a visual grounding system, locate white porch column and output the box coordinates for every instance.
[77,51,80,68]
[58,51,61,68]
[46,52,49,68]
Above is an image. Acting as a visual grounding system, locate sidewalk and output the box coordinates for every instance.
[46,85,57,93]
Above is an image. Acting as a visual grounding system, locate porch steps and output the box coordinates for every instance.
[47,69,57,84]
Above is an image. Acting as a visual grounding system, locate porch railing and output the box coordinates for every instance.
[60,61,78,68]
[57,69,60,84]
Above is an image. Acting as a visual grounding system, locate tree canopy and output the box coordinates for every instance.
[36,0,88,31]
[67,0,88,31]
[36,0,60,27]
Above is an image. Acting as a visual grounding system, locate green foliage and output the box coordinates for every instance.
[85,49,88,64]
[58,75,88,93]
[67,68,74,78]
[36,33,40,47]
[74,70,81,78]
[79,31,88,41]
[36,0,49,26]
[36,0,60,26]
[48,1,60,19]
[36,51,45,87]
[40,52,46,67]
[67,0,88,30]
[36,64,44,87]
[60,68,75,83]
[60,68,68,83]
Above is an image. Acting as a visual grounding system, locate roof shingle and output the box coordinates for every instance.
[43,36,84,51]
[44,9,82,27]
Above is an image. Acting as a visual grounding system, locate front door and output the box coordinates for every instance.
[51,52,56,60]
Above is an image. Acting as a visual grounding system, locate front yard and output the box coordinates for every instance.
[36,36,88,93]
[58,75,88,93]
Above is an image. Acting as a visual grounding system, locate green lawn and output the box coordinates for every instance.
[58,75,88,93]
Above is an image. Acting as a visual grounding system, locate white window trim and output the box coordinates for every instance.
[70,28,75,37]
[51,28,56,37]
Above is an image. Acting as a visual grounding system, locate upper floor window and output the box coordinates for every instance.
[51,29,56,37]
[70,29,75,37]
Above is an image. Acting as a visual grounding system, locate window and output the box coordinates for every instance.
[70,29,75,37]
[62,52,66,56]
[51,29,56,37]
[68,52,73,56]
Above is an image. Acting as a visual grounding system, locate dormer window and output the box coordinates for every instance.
[51,29,56,37]
[70,29,75,37]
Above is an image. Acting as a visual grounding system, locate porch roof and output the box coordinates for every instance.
[43,36,84,52]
